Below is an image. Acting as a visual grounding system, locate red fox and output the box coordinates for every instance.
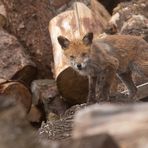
[57,33,148,103]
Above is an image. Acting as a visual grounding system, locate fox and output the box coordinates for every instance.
[57,33,148,103]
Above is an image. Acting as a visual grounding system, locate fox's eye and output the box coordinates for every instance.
[70,55,74,59]
[81,52,87,57]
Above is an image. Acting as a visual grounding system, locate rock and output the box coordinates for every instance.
[27,103,46,128]
[63,103,87,118]
[39,103,120,148]
[0,1,7,27]
[0,28,37,85]
[47,112,60,121]
[73,103,148,148]
[49,0,70,8]
[38,103,87,140]
[43,96,67,116]
[39,116,73,141]
[0,81,32,113]
[120,15,148,39]
[97,0,131,14]
[0,96,52,148]
[107,0,148,40]
[31,79,58,105]
[91,0,111,29]
[11,65,37,86]
[2,0,54,78]
[60,133,119,148]
[31,79,67,116]
[49,0,91,15]
[27,105,43,124]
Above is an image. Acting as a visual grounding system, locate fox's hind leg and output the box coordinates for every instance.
[132,59,148,78]
[118,70,137,99]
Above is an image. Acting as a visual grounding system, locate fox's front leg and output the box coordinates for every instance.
[97,66,116,101]
[87,76,97,103]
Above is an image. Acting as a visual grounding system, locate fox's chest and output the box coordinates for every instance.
[78,64,101,77]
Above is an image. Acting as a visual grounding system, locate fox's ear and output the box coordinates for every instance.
[82,32,93,45]
[57,36,70,49]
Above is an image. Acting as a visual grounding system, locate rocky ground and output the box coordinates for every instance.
[0,0,148,148]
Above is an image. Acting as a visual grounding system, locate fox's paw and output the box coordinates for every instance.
[128,94,137,101]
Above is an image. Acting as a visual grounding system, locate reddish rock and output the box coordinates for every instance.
[2,0,54,78]
[50,0,70,8]
[0,28,36,84]
[0,81,32,113]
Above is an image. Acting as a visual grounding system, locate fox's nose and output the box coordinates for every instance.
[77,64,82,70]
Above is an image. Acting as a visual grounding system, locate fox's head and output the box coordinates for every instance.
[57,32,93,72]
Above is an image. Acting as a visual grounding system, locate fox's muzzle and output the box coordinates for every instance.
[77,64,82,70]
